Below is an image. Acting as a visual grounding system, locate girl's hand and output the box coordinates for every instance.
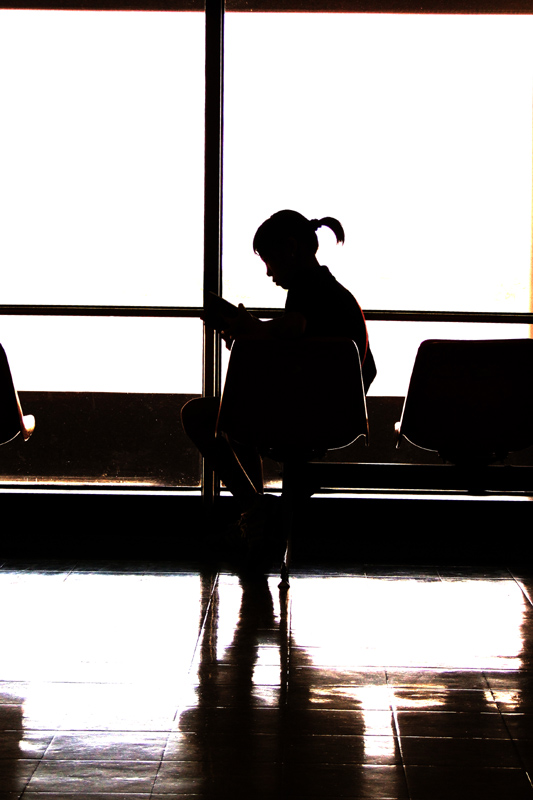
[220,329,235,350]
[222,304,259,339]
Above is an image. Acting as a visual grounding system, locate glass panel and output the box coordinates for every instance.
[367,321,532,398]
[2,317,202,393]
[0,10,204,307]
[223,14,533,315]
[0,317,202,487]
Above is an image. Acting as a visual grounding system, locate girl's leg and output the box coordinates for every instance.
[181,397,262,507]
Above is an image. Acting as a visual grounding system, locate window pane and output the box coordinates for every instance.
[0,10,204,307]
[223,14,533,315]
[0,10,204,487]
[1,317,202,394]
[367,320,532,397]
[0,317,202,487]
[7,390,201,488]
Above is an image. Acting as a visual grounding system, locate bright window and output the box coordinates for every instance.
[0,9,204,394]
[223,13,533,394]
[0,9,204,487]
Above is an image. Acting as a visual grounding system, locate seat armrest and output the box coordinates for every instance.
[22,415,35,441]
[394,421,402,449]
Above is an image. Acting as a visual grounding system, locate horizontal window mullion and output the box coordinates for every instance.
[363,310,533,324]
[1,306,533,324]
[6,2,530,10]
[249,309,533,324]
[0,306,204,318]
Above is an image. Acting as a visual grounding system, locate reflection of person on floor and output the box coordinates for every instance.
[177,573,366,798]
[177,575,283,797]
[181,209,376,538]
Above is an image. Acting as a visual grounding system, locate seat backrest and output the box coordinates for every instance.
[0,344,25,445]
[398,338,533,462]
[217,337,368,459]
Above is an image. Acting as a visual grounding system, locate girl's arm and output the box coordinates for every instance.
[221,304,306,341]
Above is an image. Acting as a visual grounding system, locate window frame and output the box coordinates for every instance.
[1,0,533,500]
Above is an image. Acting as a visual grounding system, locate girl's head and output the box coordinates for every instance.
[253,210,344,289]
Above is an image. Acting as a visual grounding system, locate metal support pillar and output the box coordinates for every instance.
[202,0,224,505]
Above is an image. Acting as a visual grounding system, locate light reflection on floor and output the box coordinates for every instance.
[289,575,525,671]
[0,564,530,798]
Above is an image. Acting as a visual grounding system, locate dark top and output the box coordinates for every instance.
[285,263,376,392]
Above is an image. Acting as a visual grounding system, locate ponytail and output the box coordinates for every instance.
[310,217,345,245]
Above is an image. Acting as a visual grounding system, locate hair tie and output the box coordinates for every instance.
[310,218,321,231]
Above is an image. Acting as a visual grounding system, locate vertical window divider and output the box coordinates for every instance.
[202,0,224,503]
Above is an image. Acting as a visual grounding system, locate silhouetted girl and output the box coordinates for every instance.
[181,210,376,550]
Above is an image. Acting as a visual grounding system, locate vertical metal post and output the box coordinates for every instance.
[530,94,533,340]
[202,0,224,504]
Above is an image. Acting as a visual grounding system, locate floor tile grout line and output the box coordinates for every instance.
[185,570,220,680]
[387,671,413,800]
[19,758,40,800]
[498,700,533,783]
[510,570,533,608]
[148,743,166,800]
[483,667,533,788]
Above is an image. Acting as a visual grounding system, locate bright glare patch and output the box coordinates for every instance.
[213,575,249,663]
[289,574,526,765]
[0,572,203,686]
[289,576,525,671]
[251,685,281,706]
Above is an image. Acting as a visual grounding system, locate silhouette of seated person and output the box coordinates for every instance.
[181,210,376,530]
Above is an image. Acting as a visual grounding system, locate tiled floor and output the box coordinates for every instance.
[0,561,531,798]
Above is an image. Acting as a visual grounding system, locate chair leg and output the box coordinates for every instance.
[278,459,303,589]
[279,536,291,589]
[278,491,292,589]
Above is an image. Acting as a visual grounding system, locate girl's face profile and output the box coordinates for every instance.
[263,237,298,290]
[264,254,293,290]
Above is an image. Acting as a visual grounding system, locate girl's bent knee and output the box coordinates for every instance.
[181,396,220,439]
